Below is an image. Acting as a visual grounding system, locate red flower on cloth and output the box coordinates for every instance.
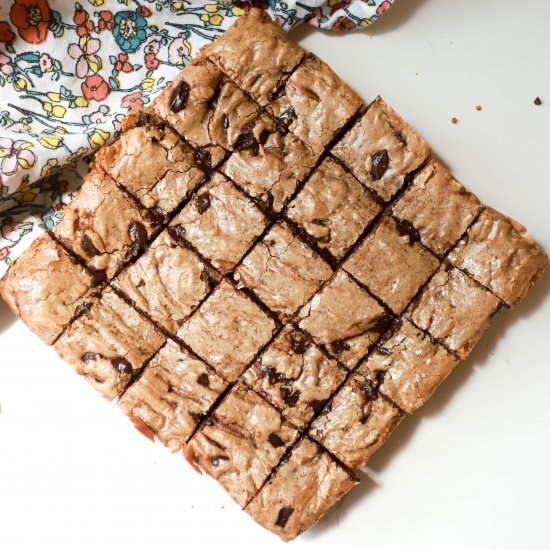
[0,21,16,43]
[144,53,159,70]
[377,1,391,15]
[114,53,132,73]
[81,74,110,101]
[74,8,94,37]
[10,0,51,44]
[97,10,113,31]
[120,91,143,110]
[332,15,355,30]
[136,6,152,18]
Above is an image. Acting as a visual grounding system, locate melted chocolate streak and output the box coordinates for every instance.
[54,53,501,506]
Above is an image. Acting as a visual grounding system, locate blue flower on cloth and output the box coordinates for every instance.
[112,11,148,54]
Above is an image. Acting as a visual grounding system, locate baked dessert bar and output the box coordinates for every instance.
[1,8,547,541]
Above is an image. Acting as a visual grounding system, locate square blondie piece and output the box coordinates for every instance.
[178,281,277,382]
[287,156,382,260]
[53,167,157,279]
[392,160,482,256]
[344,215,440,314]
[54,287,165,401]
[358,319,460,413]
[150,57,264,171]
[268,55,363,155]
[113,231,219,335]
[184,382,299,507]
[118,339,228,452]
[333,97,430,202]
[0,233,97,345]
[448,207,548,305]
[243,326,347,429]
[222,116,318,212]
[245,437,357,541]
[170,173,267,274]
[234,222,333,322]
[297,270,392,369]
[310,372,402,470]
[407,264,501,359]
[96,122,205,218]
[200,8,306,106]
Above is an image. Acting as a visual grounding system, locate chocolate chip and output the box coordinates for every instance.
[289,329,310,354]
[375,370,386,387]
[211,455,229,467]
[377,318,403,351]
[82,234,100,257]
[395,218,421,245]
[168,224,186,243]
[170,80,191,113]
[222,113,229,130]
[275,507,294,528]
[90,269,107,286]
[360,378,378,402]
[258,129,271,146]
[200,268,216,288]
[148,206,165,224]
[278,107,295,126]
[81,352,97,363]
[281,386,300,407]
[111,357,132,374]
[259,364,291,385]
[129,221,148,251]
[137,111,153,127]
[370,312,393,333]
[330,340,350,355]
[268,433,285,448]
[370,149,389,180]
[197,373,210,388]
[233,132,259,155]
[194,147,214,173]
[196,192,211,214]
[309,399,325,415]
[534,97,542,106]
[189,411,205,425]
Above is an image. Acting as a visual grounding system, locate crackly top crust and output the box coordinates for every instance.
[245,437,357,542]
[113,231,218,334]
[358,319,459,413]
[332,97,430,202]
[0,233,97,345]
[310,372,402,470]
[243,326,347,429]
[150,57,260,154]
[178,281,277,382]
[297,270,391,369]
[344,216,440,314]
[96,123,204,216]
[448,207,547,305]
[170,173,267,273]
[200,8,306,106]
[184,382,299,507]
[119,339,227,452]
[392,160,482,256]
[407,264,501,359]
[222,116,318,212]
[269,55,362,155]
[234,222,333,322]
[287,156,381,259]
[53,286,165,401]
[53,166,156,279]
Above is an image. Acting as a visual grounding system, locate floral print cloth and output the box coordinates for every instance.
[0,0,394,276]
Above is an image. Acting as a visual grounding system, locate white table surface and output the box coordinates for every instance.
[1,1,549,548]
